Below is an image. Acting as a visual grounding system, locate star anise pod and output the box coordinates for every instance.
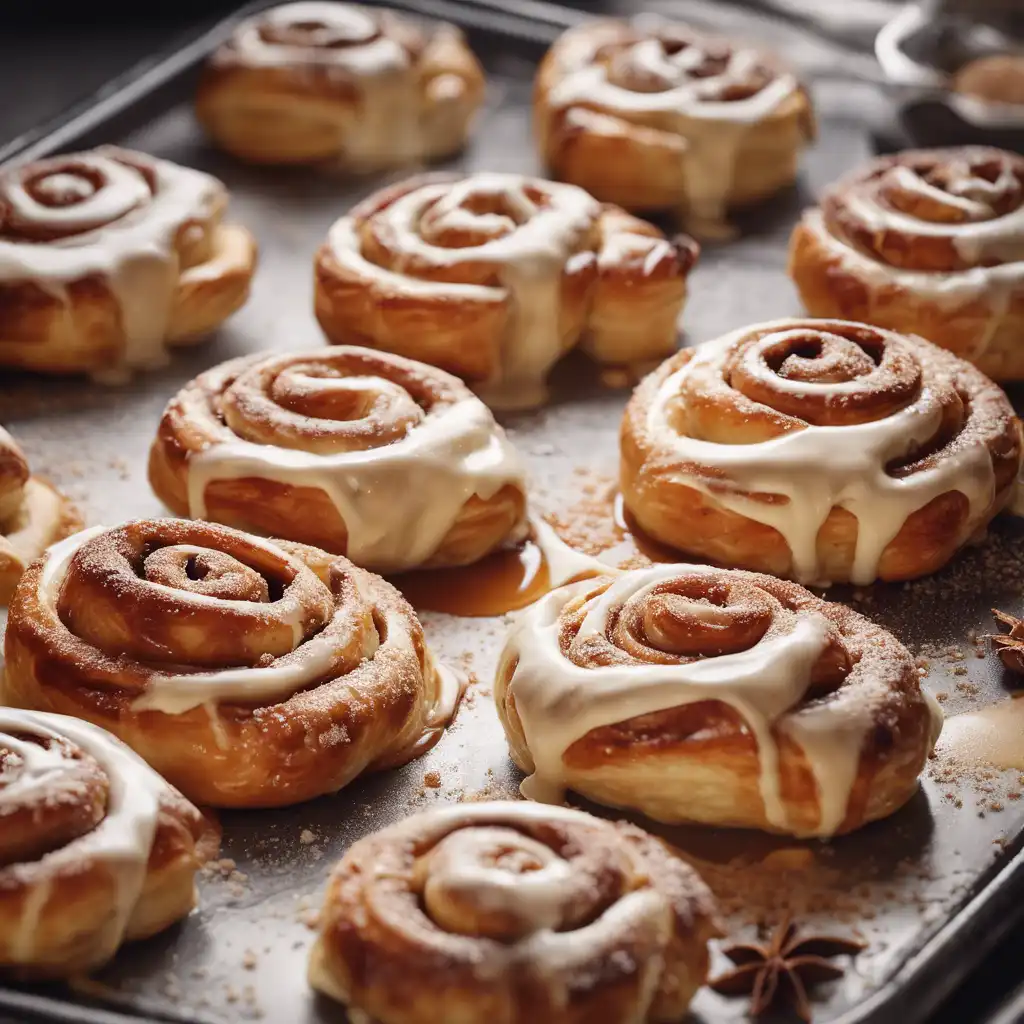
[709,916,865,1022]
[988,609,1024,674]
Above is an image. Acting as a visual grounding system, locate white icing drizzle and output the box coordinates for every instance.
[35,528,455,734]
[0,709,167,962]
[546,20,800,234]
[221,3,464,169]
[0,149,224,381]
[645,320,998,585]
[803,207,1024,363]
[181,358,528,573]
[528,515,623,587]
[327,174,600,409]
[498,566,888,836]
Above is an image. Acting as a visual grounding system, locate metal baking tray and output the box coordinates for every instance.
[3,1,1024,1022]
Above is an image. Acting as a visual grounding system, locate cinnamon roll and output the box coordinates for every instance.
[496,567,942,837]
[196,2,484,168]
[2,519,461,808]
[315,172,698,409]
[0,146,256,381]
[309,801,720,1023]
[620,319,1021,585]
[0,708,217,979]
[535,17,815,238]
[789,147,1024,380]
[0,426,78,603]
[148,348,528,573]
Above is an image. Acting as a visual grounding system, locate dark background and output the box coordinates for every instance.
[1,1,1023,1021]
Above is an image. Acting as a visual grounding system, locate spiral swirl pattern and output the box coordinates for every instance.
[535,18,813,236]
[198,3,484,168]
[0,146,255,379]
[3,519,460,807]
[620,318,1021,584]
[496,565,941,837]
[0,708,215,978]
[149,348,528,572]
[315,172,697,409]
[790,148,1024,378]
[309,801,720,1024]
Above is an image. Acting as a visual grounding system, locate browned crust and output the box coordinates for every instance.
[311,802,721,1022]
[195,16,485,166]
[313,173,696,384]
[497,569,935,836]
[148,349,527,569]
[0,721,218,979]
[2,520,446,808]
[533,19,815,213]
[619,331,1021,583]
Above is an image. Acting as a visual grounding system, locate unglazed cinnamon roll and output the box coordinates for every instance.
[0,426,78,603]
[315,172,699,409]
[535,17,815,238]
[309,801,720,1023]
[148,348,527,572]
[0,708,217,979]
[789,147,1024,380]
[620,319,1021,585]
[2,519,461,808]
[0,146,256,381]
[496,567,943,837]
[196,2,484,168]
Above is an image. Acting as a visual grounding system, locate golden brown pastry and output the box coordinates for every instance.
[196,2,484,168]
[0,146,256,381]
[308,800,720,1023]
[315,171,699,409]
[148,347,527,573]
[953,56,1024,107]
[0,426,78,603]
[2,518,461,808]
[620,318,1021,585]
[789,147,1024,380]
[0,708,218,979]
[534,17,815,238]
[496,566,943,837]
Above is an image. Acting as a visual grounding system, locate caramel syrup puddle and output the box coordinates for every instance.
[390,495,679,618]
[389,540,552,617]
[937,696,1024,770]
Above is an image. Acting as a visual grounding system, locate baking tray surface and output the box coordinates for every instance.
[3,3,1024,1023]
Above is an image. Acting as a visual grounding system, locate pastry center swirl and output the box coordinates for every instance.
[723,323,922,427]
[0,154,153,241]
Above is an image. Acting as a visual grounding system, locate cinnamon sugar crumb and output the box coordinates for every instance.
[423,770,442,788]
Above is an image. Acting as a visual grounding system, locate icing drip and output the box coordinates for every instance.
[546,19,800,234]
[327,174,600,409]
[180,355,528,572]
[645,320,998,585]
[34,527,454,736]
[0,709,165,960]
[0,149,225,381]
[497,566,936,836]
[219,3,464,169]
[802,209,1024,364]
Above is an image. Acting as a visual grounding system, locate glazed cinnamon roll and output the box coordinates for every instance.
[149,348,527,572]
[309,801,720,1023]
[196,2,484,168]
[0,708,217,979]
[2,519,461,807]
[535,17,815,238]
[620,319,1021,585]
[789,147,1024,380]
[496,567,942,837]
[0,426,78,603]
[315,172,699,409]
[0,146,256,381]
